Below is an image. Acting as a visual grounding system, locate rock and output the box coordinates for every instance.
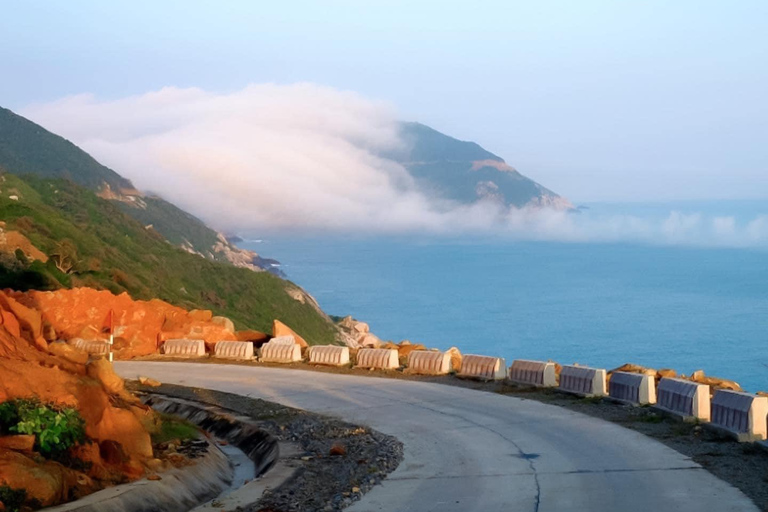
[48,341,89,366]
[689,370,742,392]
[91,408,153,461]
[235,330,269,343]
[147,474,162,481]
[609,363,657,377]
[211,316,235,333]
[445,347,462,372]
[329,443,346,456]
[356,333,381,348]
[98,440,127,465]
[0,310,21,338]
[86,358,138,403]
[352,486,360,493]
[273,320,308,348]
[138,376,161,387]
[757,391,768,397]
[0,449,68,507]
[397,342,426,359]
[188,309,213,322]
[0,435,35,453]
[657,368,677,380]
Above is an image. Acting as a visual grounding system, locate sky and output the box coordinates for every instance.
[2,1,767,209]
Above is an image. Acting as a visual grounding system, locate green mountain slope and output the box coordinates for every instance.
[0,173,337,344]
[0,107,263,268]
[387,122,572,209]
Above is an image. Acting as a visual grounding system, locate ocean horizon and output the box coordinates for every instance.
[242,201,768,393]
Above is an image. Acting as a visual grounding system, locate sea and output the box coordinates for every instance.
[241,201,768,392]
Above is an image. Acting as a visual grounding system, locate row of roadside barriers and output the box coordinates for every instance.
[157,339,768,444]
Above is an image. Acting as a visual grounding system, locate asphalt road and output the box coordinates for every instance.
[116,362,758,512]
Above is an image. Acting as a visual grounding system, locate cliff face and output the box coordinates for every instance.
[0,290,157,507]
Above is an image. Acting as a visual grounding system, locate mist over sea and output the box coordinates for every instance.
[243,201,768,392]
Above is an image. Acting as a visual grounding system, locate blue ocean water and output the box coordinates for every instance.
[242,202,768,392]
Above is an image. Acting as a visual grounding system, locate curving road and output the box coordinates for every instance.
[116,362,758,512]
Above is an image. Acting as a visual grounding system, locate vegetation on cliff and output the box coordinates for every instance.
[0,174,337,344]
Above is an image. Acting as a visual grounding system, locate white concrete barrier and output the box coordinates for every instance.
[213,341,254,360]
[457,355,507,381]
[260,342,302,363]
[655,378,711,422]
[508,360,557,387]
[162,339,206,358]
[559,365,607,397]
[710,390,768,442]
[405,350,451,375]
[308,345,350,366]
[268,335,297,346]
[608,372,656,405]
[356,348,399,370]
[71,338,110,355]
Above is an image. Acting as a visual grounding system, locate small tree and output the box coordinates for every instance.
[49,239,79,274]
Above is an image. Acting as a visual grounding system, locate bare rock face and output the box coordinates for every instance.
[272,319,308,348]
[48,341,89,365]
[0,295,159,508]
[9,288,239,359]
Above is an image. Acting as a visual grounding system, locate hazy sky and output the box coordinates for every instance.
[2,0,767,202]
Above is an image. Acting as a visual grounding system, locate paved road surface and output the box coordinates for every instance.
[116,362,757,512]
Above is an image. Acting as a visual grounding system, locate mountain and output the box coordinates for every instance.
[0,106,278,274]
[0,106,336,344]
[0,173,338,344]
[387,122,572,209]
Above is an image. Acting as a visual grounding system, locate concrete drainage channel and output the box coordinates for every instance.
[48,394,298,512]
[145,393,304,512]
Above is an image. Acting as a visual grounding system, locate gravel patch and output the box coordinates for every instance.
[128,381,403,512]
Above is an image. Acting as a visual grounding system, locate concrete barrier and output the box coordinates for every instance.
[268,335,297,346]
[308,345,350,366]
[457,355,507,381]
[508,359,557,387]
[710,390,768,442]
[356,348,399,370]
[608,372,656,405]
[259,342,302,363]
[162,339,206,358]
[213,341,254,360]
[655,378,711,422]
[559,365,607,397]
[71,338,110,356]
[405,350,452,375]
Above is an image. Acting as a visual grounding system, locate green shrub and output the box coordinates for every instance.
[0,485,29,512]
[0,399,86,459]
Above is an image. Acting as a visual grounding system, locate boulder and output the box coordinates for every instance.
[272,320,308,348]
[609,363,657,377]
[138,376,161,387]
[48,342,89,366]
[445,347,462,372]
[188,309,213,322]
[689,370,742,392]
[235,330,269,343]
[0,449,93,507]
[86,358,139,403]
[0,435,35,453]
[211,316,235,333]
[657,368,677,380]
[397,342,426,359]
[356,333,381,348]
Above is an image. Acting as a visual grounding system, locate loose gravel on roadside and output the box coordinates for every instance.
[128,381,404,512]
[135,356,768,510]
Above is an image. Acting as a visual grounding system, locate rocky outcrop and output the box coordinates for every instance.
[0,293,159,508]
[8,287,239,359]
